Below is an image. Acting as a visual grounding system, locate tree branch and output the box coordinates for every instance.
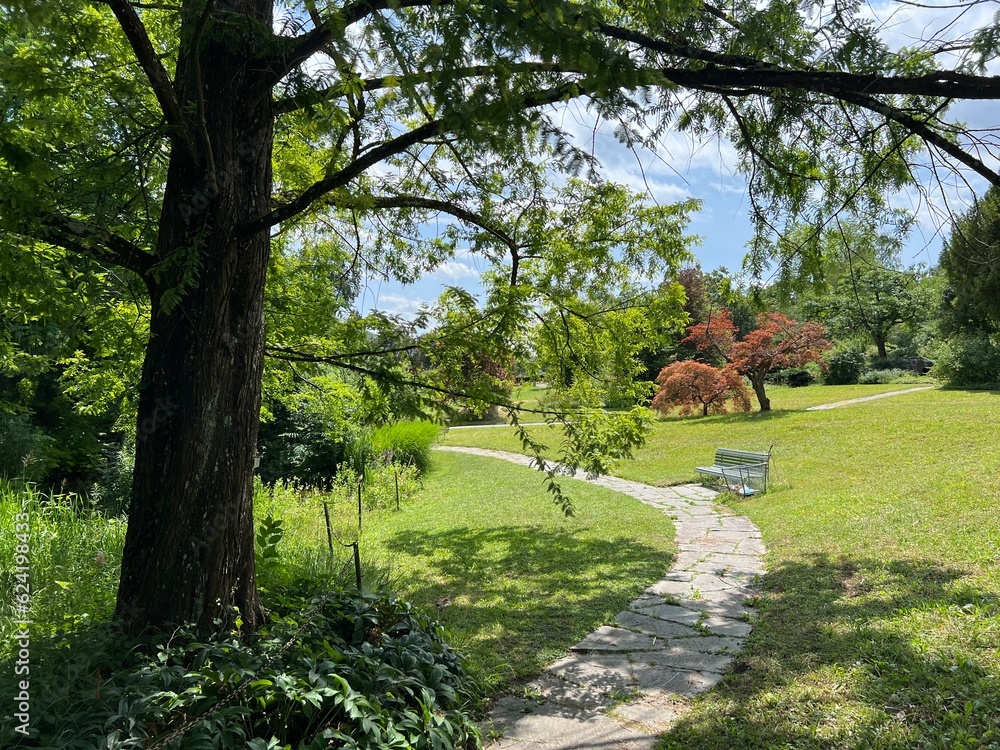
[262,0,447,88]
[265,344,566,417]
[274,62,572,115]
[36,212,155,278]
[240,119,443,235]
[243,78,591,235]
[364,194,520,253]
[834,89,1000,187]
[103,0,198,158]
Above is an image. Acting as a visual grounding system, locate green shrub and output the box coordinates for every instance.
[0,413,53,481]
[343,428,375,476]
[90,442,134,516]
[0,584,479,749]
[867,356,913,371]
[371,421,441,474]
[257,400,347,489]
[824,345,867,385]
[766,367,814,387]
[931,331,1000,386]
[858,368,908,384]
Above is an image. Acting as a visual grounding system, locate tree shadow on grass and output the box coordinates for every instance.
[656,409,796,427]
[938,383,1000,394]
[380,525,674,694]
[660,554,1000,748]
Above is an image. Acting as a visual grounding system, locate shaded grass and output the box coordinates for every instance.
[663,555,1000,748]
[353,451,677,704]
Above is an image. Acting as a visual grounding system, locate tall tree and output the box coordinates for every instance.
[940,186,1000,334]
[820,265,929,358]
[5,0,1000,634]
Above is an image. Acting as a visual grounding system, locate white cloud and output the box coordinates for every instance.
[426,260,482,281]
[368,292,430,320]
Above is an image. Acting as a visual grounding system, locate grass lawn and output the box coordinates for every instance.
[442,383,926,464]
[332,451,677,706]
[446,383,1000,747]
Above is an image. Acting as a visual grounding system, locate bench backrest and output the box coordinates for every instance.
[714,448,770,467]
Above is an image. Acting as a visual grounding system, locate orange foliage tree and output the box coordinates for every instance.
[652,361,751,417]
[683,310,830,411]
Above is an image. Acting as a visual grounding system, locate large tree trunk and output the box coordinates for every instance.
[115,0,273,635]
[875,337,888,359]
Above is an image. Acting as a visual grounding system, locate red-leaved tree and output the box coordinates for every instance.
[683,310,830,411]
[652,361,751,417]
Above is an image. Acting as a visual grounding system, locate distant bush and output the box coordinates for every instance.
[0,412,53,480]
[91,442,134,515]
[0,584,479,749]
[931,331,1000,386]
[824,345,867,385]
[766,367,814,387]
[257,400,347,489]
[858,368,908,384]
[371,421,441,474]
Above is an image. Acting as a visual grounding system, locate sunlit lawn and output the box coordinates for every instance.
[445,383,1000,747]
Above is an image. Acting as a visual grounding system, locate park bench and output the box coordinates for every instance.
[696,447,772,494]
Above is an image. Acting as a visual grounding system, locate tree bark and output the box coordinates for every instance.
[115,0,273,635]
[749,372,770,412]
[875,338,887,359]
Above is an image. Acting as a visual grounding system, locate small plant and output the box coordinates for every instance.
[90,441,134,516]
[255,513,285,583]
[607,689,642,705]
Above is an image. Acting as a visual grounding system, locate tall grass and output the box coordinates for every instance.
[370,420,441,473]
[0,481,126,648]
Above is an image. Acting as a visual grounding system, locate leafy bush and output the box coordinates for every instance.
[371,421,440,474]
[0,584,479,749]
[0,412,53,480]
[766,367,814,387]
[824,345,867,385]
[931,331,1000,386]
[651,361,751,417]
[257,400,347,489]
[90,442,134,515]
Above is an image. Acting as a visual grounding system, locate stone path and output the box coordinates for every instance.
[436,446,766,749]
[805,385,934,410]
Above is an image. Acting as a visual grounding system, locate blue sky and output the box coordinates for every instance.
[355,0,1000,319]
